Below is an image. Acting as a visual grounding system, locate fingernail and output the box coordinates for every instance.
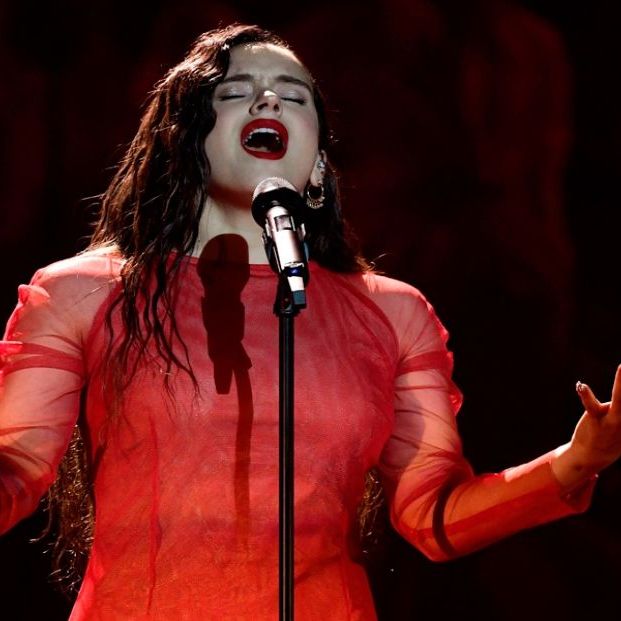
[576,381,585,393]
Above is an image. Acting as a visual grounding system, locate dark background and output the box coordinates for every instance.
[1,1,619,619]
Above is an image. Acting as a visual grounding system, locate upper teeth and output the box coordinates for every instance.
[246,128,279,140]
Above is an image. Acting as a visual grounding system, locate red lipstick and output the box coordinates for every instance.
[240,119,288,160]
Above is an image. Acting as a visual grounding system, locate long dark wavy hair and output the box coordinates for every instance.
[44,24,374,595]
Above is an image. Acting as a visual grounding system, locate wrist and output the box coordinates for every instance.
[550,442,598,491]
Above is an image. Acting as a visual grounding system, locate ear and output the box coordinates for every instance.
[309,150,327,186]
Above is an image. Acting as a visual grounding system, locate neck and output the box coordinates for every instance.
[193,195,268,264]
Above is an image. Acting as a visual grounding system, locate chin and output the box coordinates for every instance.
[245,169,306,195]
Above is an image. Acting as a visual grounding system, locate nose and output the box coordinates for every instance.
[250,90,282,116]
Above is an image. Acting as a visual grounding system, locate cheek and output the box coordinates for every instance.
[304,113,320,145]
[204,108,236,158]
[295,115,320,159]
[204,123,225,159]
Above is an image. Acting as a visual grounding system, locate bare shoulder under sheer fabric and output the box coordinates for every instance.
[0,251,593,620]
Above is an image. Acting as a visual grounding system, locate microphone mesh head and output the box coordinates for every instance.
[252,177,297,201]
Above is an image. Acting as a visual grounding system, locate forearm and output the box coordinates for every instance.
[0,464,55,535]
[550,442,600,489]
[392,450,595,562]
[0,368,82,536]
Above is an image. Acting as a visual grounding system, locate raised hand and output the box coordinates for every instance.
[552,365,621,488]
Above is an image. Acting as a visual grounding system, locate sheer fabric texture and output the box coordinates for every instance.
[0,251,592,620]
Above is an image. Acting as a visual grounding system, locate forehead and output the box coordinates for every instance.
[226,43,311,82]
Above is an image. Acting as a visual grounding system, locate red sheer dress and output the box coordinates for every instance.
[0,250,593,620]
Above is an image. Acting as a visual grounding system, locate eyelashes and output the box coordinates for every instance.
[217,93,306,105]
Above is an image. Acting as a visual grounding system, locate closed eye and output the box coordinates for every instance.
[282,97,305,104]
[218,94,245,100]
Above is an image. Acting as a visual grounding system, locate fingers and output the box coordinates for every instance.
[611,365,621,409]
[574,366,621,423]
[576,381,607,418]
[608,365,621,421]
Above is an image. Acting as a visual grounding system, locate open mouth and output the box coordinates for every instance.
[241,119,288,160]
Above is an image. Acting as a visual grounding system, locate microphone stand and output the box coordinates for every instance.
[274,272,303,621]
[252,179,308,621]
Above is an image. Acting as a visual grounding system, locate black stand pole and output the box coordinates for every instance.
[278,287,295,620]
[275,275,302,621]
[251,180,308,620]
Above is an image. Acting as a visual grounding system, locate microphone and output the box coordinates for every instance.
[251,177,308,309]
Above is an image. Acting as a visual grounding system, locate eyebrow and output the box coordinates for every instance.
[219,73,313,93]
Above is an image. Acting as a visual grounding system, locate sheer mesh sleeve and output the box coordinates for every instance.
[0,256,113,534]
[372,279,595,561]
